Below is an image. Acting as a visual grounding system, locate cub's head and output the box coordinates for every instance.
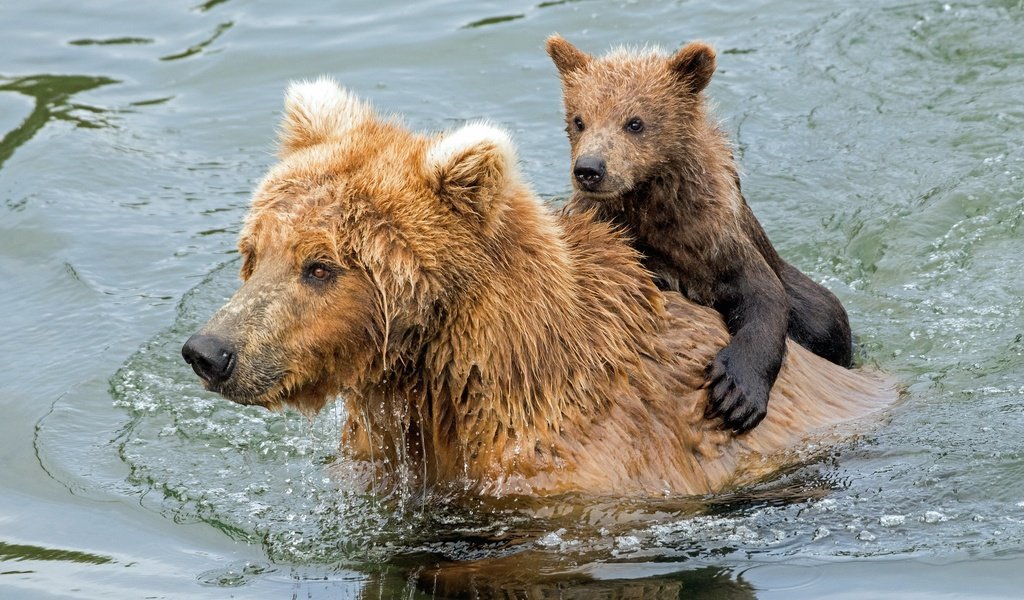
[546,35,717,199]
[182,77,520,413]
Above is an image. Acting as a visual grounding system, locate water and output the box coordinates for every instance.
[2,0,1022,597]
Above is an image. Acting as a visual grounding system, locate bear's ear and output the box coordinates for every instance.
[668,42,717,94]
[426,122,517,219]
[278,76,372,156]
[546,34,592,77]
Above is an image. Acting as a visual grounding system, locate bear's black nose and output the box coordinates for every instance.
[182,333,236,386]
[573,155,606,190]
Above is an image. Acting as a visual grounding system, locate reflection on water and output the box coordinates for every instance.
[195,0,232,12]
[464,0,588,29]
[69,37,154,46]
[0,74,117,172]
[395,560,755,599]
[159,21,234,61]
[197,555,755,598]
[0,540,113,565]
[463,14,526,29]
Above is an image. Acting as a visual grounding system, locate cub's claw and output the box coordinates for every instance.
[704,347,769,434]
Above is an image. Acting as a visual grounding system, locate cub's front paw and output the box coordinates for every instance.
[705,346,770,434]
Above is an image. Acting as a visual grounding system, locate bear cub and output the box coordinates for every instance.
[547,35,853,433]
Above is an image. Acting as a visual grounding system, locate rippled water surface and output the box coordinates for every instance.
[2,0,1023,598]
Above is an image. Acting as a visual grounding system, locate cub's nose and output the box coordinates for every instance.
[573,155,607,191]
[182,333,236,386]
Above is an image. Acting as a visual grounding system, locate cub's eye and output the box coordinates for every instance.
[302,262,336,284]
[626,118,645,134]
[572,116,585,132]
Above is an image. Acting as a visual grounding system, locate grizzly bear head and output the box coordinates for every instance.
[182,78,523,414]
[546,35,718,200]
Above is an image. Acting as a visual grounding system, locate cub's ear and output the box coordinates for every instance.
[426,122,517,221]
[278,76,372,156]
[546,34,592,77]
[668,42,717,94]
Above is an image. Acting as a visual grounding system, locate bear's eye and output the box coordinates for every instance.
[572,116,585,132]
[302,261,336,285]
[626,118,645,134]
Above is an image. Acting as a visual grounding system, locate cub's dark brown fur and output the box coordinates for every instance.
[547,36,853,433]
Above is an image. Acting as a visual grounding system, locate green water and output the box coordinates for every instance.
[2,0,1023,597]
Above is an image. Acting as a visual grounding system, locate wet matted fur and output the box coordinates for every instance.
[184,78,895,497]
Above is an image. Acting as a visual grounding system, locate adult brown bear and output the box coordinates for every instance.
[182,78,893,497]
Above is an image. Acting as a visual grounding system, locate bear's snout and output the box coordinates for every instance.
[182,333,237,387]
[573,155,606,191]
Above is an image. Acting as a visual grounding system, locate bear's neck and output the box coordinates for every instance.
[360,193,668,491]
